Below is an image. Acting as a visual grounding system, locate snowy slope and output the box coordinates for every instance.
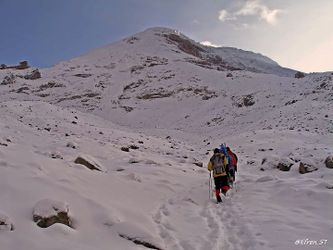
[210,47,296,77]
[1,27,333,250]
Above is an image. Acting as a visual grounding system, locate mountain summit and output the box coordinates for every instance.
[56,27,296,77]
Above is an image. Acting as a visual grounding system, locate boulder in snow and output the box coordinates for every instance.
[121,146,130,152]
[24,69,41,80]
[299,162,318,174]
[33,199,72,228]
[277,162,293,171]
[325,156,333,169]
[1,73,16,85]
[0,212,14,231]
[193,162,203,168]
[74,154,106,172]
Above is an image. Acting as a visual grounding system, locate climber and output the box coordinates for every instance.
[208,148,230,203]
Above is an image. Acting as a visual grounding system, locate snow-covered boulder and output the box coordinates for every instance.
[277,162,293,171]
[33,199,72,228]
[0,211,14,231]
[325,156,333,169]
[23,69,41,80]
[299,162,318,174]
[1,73,15,85]
[261,155,293,171]
[74,154,106,172]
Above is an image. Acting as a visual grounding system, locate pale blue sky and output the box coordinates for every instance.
[1,0,332,72]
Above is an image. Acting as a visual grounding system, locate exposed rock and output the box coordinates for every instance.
[24,69,41,80]
[129,158,140,164]
[299,162,318,174]
[232,94,255,107]
[126,36,139,44]
[1,61,29,70]
[243,94,255,107]
[285,99,298,106]
[164,33,205,58]
[325,156,333,169]
[277,162,293,171]
[295,71,305,79]
[74,155,106,172]
[0,212,14,231]
[137,89,174,100]
[66,142,78,149]
[16,60,29,70]
[15,86,30,93]
[74,73,92,78]
[119,234,162,250]
[36,81,65,92]
[33,199,72,228]
[66,142,79,149]
[1,73,16,85]
[121,146,130,152]
[50,152,63,159]
[130,145,139,150]
[226,72,233,77]
[193,162,203,168]
[121,106,134,112]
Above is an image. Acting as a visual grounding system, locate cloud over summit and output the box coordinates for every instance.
[219,0,282,25]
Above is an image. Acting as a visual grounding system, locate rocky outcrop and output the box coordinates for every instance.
[16,61,29,70]
[74,73,92,78]
[0,61,29,70]
[33,199,72,228]
[24,69,41,80]
[232,94,255,107]
[325,156,333,169]
[277,162,293,171]
[295,71,305,79]
[164,33,205,58]
[299,162,318,174]
[74,154,106,172]
[1,73,16,85]
[35,81,65,92]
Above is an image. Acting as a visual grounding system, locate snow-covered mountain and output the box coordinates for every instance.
[210,46,296,77]
[0,27,332,250]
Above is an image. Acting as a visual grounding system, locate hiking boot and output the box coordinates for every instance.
[216,195,222,203]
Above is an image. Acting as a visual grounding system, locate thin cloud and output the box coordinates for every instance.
[218,0,282,25]
[218,9,235,22]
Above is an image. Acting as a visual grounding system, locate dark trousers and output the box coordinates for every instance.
[214,175,229,196]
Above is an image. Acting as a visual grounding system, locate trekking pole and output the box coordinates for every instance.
[209,172,211,200]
